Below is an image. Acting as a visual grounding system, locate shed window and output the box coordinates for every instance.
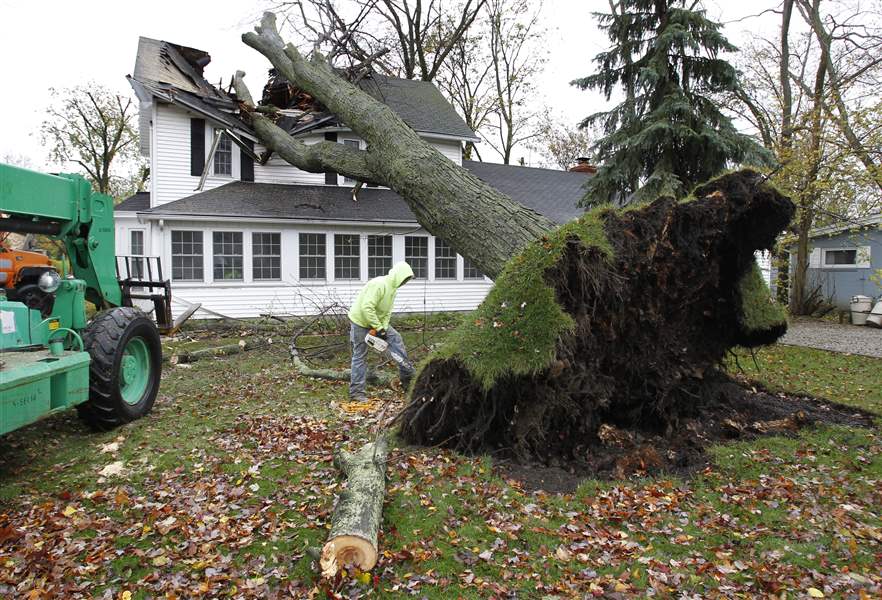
[435,239,457,280]
[823,249,857,266]
[299,233,326,280]
[213,132,232,176]
[252,232,281,280]
[404,236,428,279]
[171,231,204,281]
[213,232,243,280]
[334,234,361,280]
[368,235,392,278]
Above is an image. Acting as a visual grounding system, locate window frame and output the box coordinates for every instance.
[404,235,429,280]
[299,232,327,281]
[212,131,233,177]
[334,233,361,280]
[367,234,393,278]
[212,231,244,281]
[434,238,457,280]
[170,230,205,282]
[463,256,485,280]
[130,229,145,280]
[252,232,282,281]
[821,247,859,269]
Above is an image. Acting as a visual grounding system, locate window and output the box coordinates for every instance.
[213,132,232,176]
[404,236,428,279]
[824,249,857,266]
[368,235,392,278]
[463,257,484,280]
[130,230,144,279]
[435,239,457,280]
[299,233,326,280]
[334,234,361,280]
[252,232,281,280]
[342,140,360,184]
[171,231,204,281]
[212,232,243,281]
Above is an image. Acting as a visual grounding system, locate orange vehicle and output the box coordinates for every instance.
[0,232,57,315]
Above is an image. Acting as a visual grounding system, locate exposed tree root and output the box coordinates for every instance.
[399,171,797,461]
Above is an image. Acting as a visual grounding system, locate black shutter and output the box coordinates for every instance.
[190,118,205,177]
[240,139,255,182]
[324,132,337,185]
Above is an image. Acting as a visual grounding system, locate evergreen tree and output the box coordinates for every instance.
[573,0,771,205]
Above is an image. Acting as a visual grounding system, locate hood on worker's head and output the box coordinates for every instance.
[388,261,414,288]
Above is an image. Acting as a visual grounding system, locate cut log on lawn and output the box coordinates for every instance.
[291,354,394,385]
[167,339,260,364]
[320,436,389,577]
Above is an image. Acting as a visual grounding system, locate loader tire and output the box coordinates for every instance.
[78,307,162,430]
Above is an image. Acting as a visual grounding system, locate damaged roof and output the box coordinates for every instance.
[129,36,478,141]
[139,161,591,225]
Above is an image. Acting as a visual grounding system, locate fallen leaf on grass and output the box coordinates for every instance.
[807,587,824,597]
[99,461,125,477]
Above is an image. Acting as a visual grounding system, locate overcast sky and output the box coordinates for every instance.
[0,0,776,169]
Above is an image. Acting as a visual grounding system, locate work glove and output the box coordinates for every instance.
[376,329,388,340]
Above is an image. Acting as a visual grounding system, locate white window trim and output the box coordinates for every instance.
[206,128,240,180]
[170,229,206,283]
[251,231,283,282]
[404,234,430,280]
[820,246,863,269]
[211,230,245,283]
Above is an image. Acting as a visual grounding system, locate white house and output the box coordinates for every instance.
[115,37,592,319]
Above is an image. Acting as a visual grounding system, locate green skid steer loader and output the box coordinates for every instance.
[0,163,174,435]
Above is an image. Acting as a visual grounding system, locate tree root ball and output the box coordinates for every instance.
[398,170,796,460]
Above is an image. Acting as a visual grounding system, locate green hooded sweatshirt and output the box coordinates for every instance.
[348,261,414,330]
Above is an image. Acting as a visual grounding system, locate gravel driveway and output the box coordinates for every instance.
[780,317,882,358]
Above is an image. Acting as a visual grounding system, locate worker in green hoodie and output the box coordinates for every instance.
[347,261,416,401]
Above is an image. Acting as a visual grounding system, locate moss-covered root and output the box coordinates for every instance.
[399,169,795,459]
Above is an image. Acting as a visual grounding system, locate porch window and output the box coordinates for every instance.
[171,230,204,281]
[299,233,327,280]
[212,232,243,281]
[367,235,392,278]
[334,234,361,280]
[213,132,232,176]
[404,236,428,279]
[252,232,281,280]
[463,257,484,280]
[434,239,457,280]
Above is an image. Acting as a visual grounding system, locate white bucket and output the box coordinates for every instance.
[867,300,882,328]
[851,295,873,326]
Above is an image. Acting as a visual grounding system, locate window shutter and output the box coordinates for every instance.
[857,246,871,268]
[190,118,206,177]
[324,132,338,185]
[809,248,821,268]
[240,138,255,182]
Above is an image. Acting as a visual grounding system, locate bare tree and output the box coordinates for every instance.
[41,84,142,198]
[273,0,487,81]
[529,112,593,170]
[485,0,546,164]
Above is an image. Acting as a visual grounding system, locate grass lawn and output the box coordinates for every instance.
[0,331,880,598]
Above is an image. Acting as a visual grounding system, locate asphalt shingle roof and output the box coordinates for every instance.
[142,162,591,225]
[116,192,151,212]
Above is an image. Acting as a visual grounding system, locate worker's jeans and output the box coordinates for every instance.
[349,322,415,400]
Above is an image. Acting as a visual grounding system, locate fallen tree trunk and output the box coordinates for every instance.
[292,354,394,385]
[168,339,256,364]
[320,436,389,577]
[399,171,796,459]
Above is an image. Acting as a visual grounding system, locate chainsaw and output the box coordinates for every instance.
[365,330,414,371]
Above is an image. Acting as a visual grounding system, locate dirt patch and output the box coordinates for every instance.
[496,382,879,493]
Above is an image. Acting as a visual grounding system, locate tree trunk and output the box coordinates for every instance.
[320,437,389,577]
[241,14,553,279]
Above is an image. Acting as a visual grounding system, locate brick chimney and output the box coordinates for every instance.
[570,157,597,174]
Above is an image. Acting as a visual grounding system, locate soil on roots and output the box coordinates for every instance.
[496,382,878,492]
[399,171,799,462]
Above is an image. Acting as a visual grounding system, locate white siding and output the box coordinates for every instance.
[152,104,241,206]
[253,138,328,185]
[428,139,463,165]
[141,219,491,319]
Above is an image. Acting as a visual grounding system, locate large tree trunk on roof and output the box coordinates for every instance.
[239,13,554,279]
